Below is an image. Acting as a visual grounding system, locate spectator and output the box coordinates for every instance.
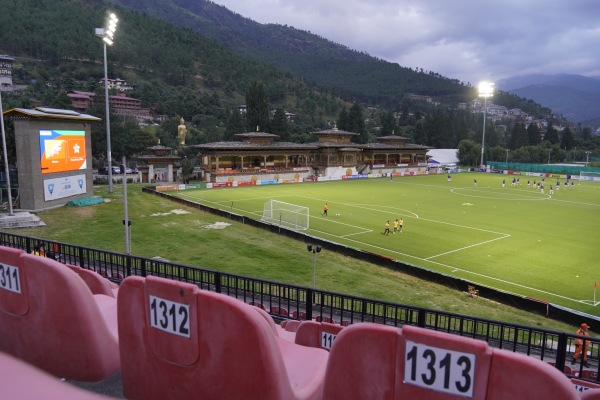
[32,244,45,257]
[572,323,591,367]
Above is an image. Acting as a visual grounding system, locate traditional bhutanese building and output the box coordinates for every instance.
[192,127,432,183]
[193,132,316,183]
[362,133,431,166]
[136,144,182,183]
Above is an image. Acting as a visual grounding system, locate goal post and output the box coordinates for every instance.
[261,200,309,231]
[580,171,600,182]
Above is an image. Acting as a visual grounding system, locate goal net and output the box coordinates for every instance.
[579,172,600,182]
[261,200,309,231]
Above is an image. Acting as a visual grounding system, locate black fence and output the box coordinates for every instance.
[1,230,598,384]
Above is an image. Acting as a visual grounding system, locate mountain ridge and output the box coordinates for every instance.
[497,74,600,124]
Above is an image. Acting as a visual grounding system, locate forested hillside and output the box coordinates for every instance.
[110,0,469,105]
[1,0,597,168]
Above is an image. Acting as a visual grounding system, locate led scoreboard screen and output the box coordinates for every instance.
[39,130,87,174]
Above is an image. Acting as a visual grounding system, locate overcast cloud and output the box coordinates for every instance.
[210,0,600,84]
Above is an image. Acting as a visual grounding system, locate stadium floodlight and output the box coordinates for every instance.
[95,12,119,193]
[547,148,552,164]
[478,81,494,168]
[306,244,322,289]
[505,149,510,163]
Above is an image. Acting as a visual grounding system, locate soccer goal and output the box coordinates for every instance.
[261,200,309,231]
[580,171,600,182]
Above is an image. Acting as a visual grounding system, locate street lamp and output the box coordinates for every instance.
[306,244,322,289]
[95,12,118,193]
[505,149,510,163]
[478,81,494,168]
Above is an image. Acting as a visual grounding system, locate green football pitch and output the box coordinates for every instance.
[173,172,600,315]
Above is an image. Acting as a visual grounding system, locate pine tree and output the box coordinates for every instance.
[270,108,289,140]
[245,81,270,132]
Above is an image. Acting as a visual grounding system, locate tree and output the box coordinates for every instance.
[560,126,575,150]
[379,111,397,135]
[245,81,270,132]
[346,103,366,143]
[526,123,541,146]
[270,108,289,141]
[545,122,560,144]
[52,90,72,109]
[225,108,246,140]
[337,107,348,130]
[508,122,527,150]
[457,139,480,166]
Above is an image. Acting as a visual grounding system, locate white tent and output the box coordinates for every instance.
[427,149,459,165]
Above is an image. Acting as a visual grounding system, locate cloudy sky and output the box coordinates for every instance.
[210,0,600,85]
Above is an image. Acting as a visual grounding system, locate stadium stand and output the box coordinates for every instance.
[66,264,119,298]
[0,247,120,382]
[117,275,329,400]
[295,321,344,351]
[322,323,580,400]
[0,352,116,399]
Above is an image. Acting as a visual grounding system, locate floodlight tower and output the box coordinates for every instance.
[95,12,118,193]
[478,81,494,168]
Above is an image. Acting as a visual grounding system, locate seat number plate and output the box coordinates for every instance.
[149,295,190,338]
[404,340,475,397]
[0,263,20,294]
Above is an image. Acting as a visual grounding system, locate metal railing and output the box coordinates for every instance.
[1,231,598,384]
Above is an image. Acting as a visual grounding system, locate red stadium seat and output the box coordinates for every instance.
[486,346,578,400]
[291,310,307,320]
[295,321,344,351]
[581,370,600,381]
[315,315,336,324]
[66,264,118,298]
[0,247,120,381]
[0,352,116,399]
[118,276,329,400]
[323,323,399,399]
[572,378,600,390]
[282,319,302,332]
[322,323,579,400]
[249,301,268,310]
[253,303,296,341]
[581,389,600,399]
[271,305,289,316]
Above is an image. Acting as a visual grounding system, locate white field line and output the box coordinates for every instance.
[296,195,421,218]
[325,232,583,304]
[450,187,551,201]
[174,187,592,304]
[424,234,510,260]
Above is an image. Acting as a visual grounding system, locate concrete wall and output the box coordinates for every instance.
[14,119,94,211]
